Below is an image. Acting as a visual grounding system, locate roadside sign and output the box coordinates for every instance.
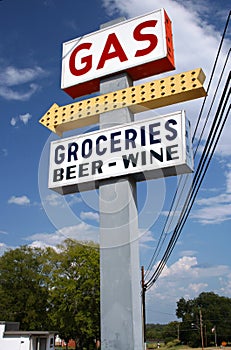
[48,110,193,194]
[61,8,175,98]
[41,68,206,135]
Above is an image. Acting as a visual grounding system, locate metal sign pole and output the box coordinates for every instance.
[99,68,143,348]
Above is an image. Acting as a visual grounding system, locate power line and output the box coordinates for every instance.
[145,72,230,291]
[144,10,231,282]
[193,48,230,156]
[144,56,230,279]
[192,10,231,143]
[146,80,230,289]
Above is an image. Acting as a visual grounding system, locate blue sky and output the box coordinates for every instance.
[0,0,230,324]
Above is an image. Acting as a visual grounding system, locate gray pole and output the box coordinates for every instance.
[99,18,143,350]
[199,309,204,350]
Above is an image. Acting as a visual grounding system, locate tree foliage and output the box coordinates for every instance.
[146,323,166,341]
[176,292,231,347]
[146,293,231,347]
[47,239,100,349]
[0,239,100,350]
[2,242,231,349]
[0,245,50,330]
[146,322,180,344]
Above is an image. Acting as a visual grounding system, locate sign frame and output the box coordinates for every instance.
[48,110,193,194]
[61,8,175,98]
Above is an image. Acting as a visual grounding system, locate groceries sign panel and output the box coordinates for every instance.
[61,8,175,98]
[49,111,193,194]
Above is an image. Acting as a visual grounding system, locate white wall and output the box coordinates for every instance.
[19,337,30,350]
[0,324,5,338]
[0,329,55,350]
[0,337,30,350]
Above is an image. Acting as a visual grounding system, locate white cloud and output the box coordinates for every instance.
[0,65,47,101]
[188,283,208,294]
[10,113,32,127]
[8,195,30,206]
[29,240,56,251]
[10,117,17,126]
[0,83,39,101]
[19,113,32,125]
[80,211,99,222]
[26,223,99,247]
[160,256,198,278]
[44,193,82,208]
[191,203,231,224]
[0,243,9,256]
[191,168,231,224]
[146,255,230,293]
[0,242,17,256]
[0,66,45,87]
[44,193,63,207]
[219,273,231,296]
[226,165,231,193]
[139,230,156,248]
[67,194,82,206]
[179,250,198,257]
[145,254,231,322]
[195,193,231,206]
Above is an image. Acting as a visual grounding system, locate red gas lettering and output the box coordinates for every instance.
[69,42,92,76]
[134,20,158,57]
[97,33,128,70]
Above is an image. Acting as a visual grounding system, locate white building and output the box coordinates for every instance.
[0,321,57,350]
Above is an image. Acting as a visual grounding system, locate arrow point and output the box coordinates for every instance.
[39,103,60,134]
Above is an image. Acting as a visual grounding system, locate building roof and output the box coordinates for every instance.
[1,321,57,337]
[4,331,57,336]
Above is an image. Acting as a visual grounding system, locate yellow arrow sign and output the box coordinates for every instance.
[40,68,206,136]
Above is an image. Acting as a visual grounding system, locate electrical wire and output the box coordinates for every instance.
[145,71,230,290]
[144,56,230,280]
[192,10,231,143]
[144,11,231,281]
[148,102,230,289]
[193,48,230,156]
[146,75,230,288]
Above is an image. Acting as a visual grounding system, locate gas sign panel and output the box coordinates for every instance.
[61,8,175,99]
[49,111,193,194]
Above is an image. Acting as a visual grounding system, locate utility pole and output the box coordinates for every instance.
[141,266,146,349]
[204,324,207,347]
[212,326,217,347]
[215,327,217,347]
[199,309,204,350]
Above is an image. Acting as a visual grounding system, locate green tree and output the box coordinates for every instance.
[146,323,165,341]
[176,292,231,347]
[163,321,180,343]
[0,245,50,330]
[0,240,100,348]
[47,239,100,350]
[176,297,199,347]
[146,322,181,344]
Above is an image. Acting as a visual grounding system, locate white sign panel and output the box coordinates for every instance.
[61,8,175,98]
[49,111,193,195]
